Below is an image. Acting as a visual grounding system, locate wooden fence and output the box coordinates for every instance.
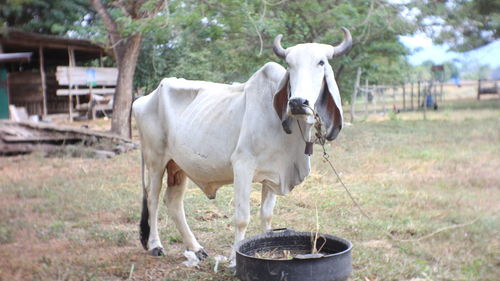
[350,80,444,121]
[348,68,498,122]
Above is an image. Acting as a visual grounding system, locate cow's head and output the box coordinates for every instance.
[273,28,352,141]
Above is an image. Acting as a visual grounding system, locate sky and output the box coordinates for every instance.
[399,33,500,69]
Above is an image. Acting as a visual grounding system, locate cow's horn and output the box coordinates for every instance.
[273,34,287,59]
[332,27,352,57]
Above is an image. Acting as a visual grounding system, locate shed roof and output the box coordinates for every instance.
[0,52,32,63]
[0,29,110,65]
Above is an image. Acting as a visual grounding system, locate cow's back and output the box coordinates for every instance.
[133,78,247,184]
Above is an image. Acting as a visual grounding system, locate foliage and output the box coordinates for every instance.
[1,0,418,102]
[461,63,492,80]
[135,0,416,102]
[88,0,169,138]
[408,0,500,52]
[2,0,497,102]
[413,59,491,82]
[0,0,91,35]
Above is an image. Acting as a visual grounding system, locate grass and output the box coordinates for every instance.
[0,97,499,280]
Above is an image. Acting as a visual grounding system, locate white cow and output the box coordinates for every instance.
[132,28,352,262]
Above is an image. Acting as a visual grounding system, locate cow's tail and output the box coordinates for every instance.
[139,151,150,250]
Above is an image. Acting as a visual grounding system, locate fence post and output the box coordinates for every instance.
[433,82,437,106]
[381,88,386,115]
[440,81,443,102]
[402,83,406,111]
[423,81,429,120]
[393,87,396,105]
[477,79,481,100]
[410,82,414,110]
[417,80,421,108]
[364,78,369,118]
[350,67,362,122]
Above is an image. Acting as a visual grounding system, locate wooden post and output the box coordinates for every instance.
[67,47,76,121]
[417,80,421,108]
[39,46,47,117]
[440,81,444,102]
[477,79,481,100]
[350,67,362,122]
[423,82,429,120]
[99,51,104,67]
[381,88,386,115]
[433,83,437,106]
[402,83,406,111]
[90,83,95,120]
[495,80,500,98]
[364,78,369,118]
[392,87,396,105]
[410,82,414,110]
[373,88,378,115]
[71,52,80,108]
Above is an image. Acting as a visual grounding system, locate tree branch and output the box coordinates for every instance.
[90,0,125,58]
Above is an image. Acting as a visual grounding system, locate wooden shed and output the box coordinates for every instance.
[0,29,114,120]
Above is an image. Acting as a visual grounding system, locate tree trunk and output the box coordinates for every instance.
[111,34,142,139]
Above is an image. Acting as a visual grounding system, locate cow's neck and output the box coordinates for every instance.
[280,118,313,194]
[293,117,316,156]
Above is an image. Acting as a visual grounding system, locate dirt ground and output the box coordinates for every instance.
[0,97,499,281]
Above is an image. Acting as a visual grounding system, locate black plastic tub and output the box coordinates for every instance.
[236,229,352,281]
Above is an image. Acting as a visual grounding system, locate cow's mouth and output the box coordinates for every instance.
[288,97,314,117]
[288,106,314,118]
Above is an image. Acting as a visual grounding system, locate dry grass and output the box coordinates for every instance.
[0,97,499,280]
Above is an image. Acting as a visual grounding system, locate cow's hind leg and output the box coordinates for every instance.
[164,160,207,260]
[140,158,166,256]
[260,184,277,232]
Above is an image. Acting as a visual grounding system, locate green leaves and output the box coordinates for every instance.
[0,0,90,35]
[408,0,499,52]
[135,0,416,99]
[1,0,429,100]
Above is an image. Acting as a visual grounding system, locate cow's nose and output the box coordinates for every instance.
[289,97,309,114]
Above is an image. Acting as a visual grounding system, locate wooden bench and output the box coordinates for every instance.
[477,80,499,100]
[55,66,118,120]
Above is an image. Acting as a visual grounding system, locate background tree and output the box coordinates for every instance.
[90,0,168,138]
[409,0,500,52]
[0,0,91,34]
[7,0,492,130]
[135,0,415,103]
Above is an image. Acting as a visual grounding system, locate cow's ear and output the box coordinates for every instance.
[273,72,292,134]
[315,64,343,141]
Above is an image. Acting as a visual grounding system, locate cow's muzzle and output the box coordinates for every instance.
[288,97,310,115]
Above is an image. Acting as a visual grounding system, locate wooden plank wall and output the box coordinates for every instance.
[55,66,118,86]
[7,71,88,116]
[8,71,43,116]
[46,73,84,114]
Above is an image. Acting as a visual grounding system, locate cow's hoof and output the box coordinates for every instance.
[195,248,208,260]
[150,247,165,257]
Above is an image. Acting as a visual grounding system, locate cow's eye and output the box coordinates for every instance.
[318,60,325,66]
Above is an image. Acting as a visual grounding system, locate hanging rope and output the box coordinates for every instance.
[296,105,479,242]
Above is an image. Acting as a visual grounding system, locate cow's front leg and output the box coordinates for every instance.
[260,184,277,232]
[230,162,255,266]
